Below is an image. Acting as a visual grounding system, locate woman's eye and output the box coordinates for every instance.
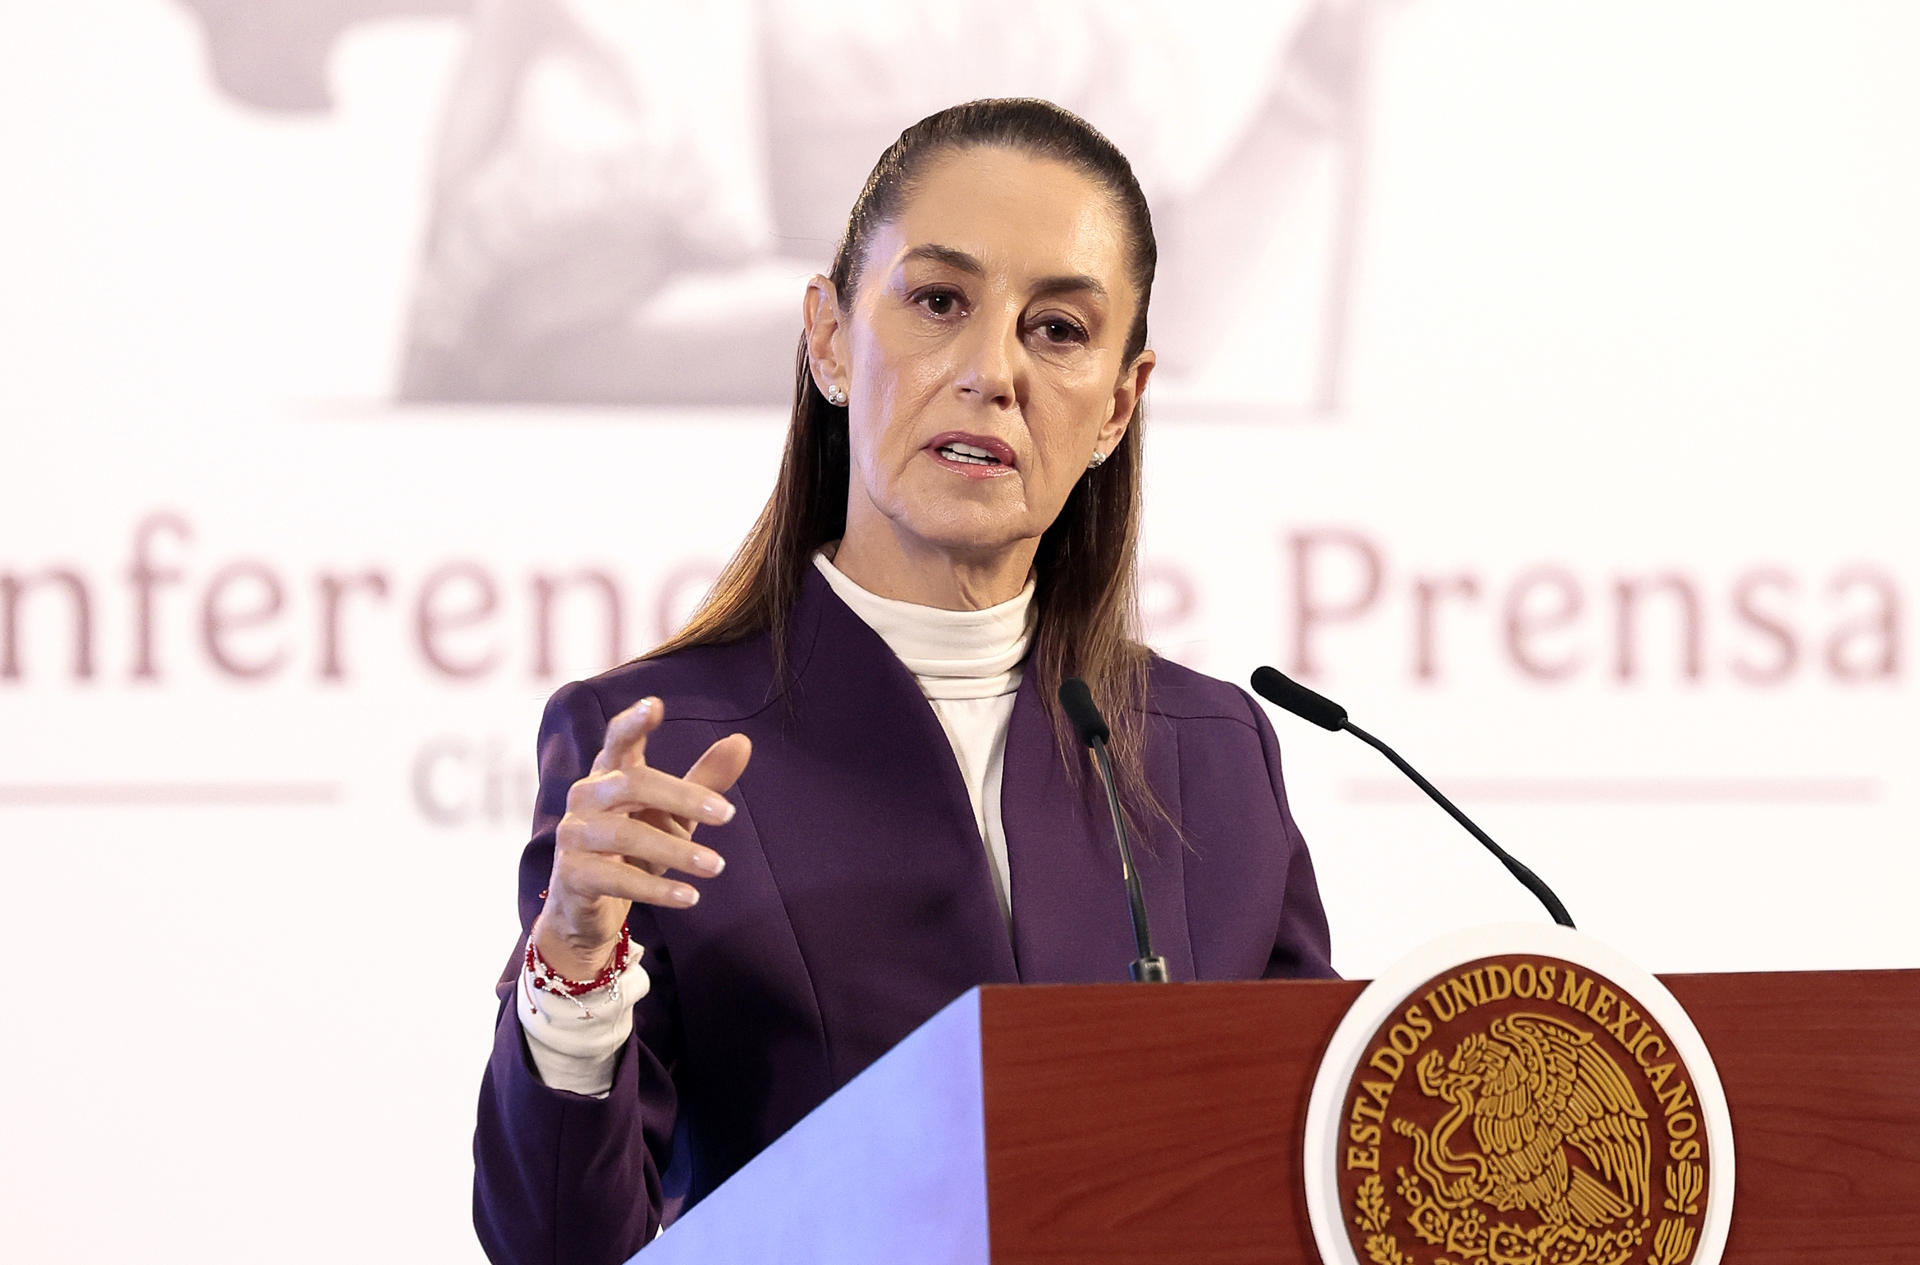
[1034,317,1088,345]
[916,289,963,317]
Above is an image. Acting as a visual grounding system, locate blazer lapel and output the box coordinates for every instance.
[743,569,1019,1079]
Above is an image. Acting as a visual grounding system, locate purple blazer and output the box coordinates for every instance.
[473,566,1335,1264]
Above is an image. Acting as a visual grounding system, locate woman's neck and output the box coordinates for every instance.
[829,524,1037,611]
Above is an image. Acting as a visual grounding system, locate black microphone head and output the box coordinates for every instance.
[1057,677,1111,746]
[1249,666,1349,732]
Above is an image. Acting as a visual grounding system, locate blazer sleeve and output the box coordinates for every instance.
[1241,688,1338,980]
[473,680,682,1265]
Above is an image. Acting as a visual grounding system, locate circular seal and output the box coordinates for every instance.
[1305,926,1734,1265]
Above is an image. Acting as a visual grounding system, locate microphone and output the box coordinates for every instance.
[1249,666,1575,928]
[1059,678,1169,982]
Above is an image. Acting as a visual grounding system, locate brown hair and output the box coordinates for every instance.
[649,98,1163,821]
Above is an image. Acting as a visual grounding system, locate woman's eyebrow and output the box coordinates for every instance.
[901,243,1107,303]
[1030,274,1107,304]
[902,243,984,275]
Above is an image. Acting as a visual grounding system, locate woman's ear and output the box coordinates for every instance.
[1098,348,1156,455]
[802,276,847,398]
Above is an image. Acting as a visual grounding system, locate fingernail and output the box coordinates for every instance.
[691,850,725,876]
[637,697,655,718]
[704,796,736,824]
[671,885,700,907]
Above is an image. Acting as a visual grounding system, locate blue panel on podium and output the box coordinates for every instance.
[632,989,990,1264]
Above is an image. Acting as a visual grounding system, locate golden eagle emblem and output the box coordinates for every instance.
[1335,957,1713,1265]
[1397,1012,1652,1232]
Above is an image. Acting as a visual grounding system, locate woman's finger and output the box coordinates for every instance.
[558,810,726,878]
[570,763,735,826]
[681,732,753,798]
[589,696,663,775]
[573,851,703,909]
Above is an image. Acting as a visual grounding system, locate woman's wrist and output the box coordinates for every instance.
[525,922,635,1020]
[530,907,623,983]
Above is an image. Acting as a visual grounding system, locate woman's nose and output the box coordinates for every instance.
[953,312,1020,409]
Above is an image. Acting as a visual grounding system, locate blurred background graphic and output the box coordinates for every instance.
[1,1,1914,1260]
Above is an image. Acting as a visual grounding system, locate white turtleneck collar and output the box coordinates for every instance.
[811,550,1034,700]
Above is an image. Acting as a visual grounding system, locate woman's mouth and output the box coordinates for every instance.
[938,441,1000,466]
[927,433,1016,478]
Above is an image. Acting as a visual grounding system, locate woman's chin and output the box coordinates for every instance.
[897,508,1037,562]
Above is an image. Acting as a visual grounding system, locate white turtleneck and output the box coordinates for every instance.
[519,551,1034,1096]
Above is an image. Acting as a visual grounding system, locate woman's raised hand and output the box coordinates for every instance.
[532,696,752,981]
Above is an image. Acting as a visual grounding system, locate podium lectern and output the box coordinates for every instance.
[633,971,1920,1264]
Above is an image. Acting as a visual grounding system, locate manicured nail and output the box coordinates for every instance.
[671,885,700,906]
[691,849,725,876]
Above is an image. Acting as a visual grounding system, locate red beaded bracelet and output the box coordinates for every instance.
[524,924,633,1019]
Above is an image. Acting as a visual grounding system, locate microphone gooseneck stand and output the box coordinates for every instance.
[1249,666,1575,929]
[1058,678,1170,982]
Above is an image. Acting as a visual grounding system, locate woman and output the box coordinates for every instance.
[474,99,1334,1265]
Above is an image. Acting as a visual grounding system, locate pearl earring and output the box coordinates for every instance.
[1087,450,1107,469]
[825,384,848,407]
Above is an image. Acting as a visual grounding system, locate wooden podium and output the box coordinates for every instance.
[633,971,1920,1264]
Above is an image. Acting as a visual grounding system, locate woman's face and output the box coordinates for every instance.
[808,146,1152,574]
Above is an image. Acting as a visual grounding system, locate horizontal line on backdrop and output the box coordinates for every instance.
[1344,778,1881,806]
[0,783,343,807]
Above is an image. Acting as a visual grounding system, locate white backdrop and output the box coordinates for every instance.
[2,2,1915,1261]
